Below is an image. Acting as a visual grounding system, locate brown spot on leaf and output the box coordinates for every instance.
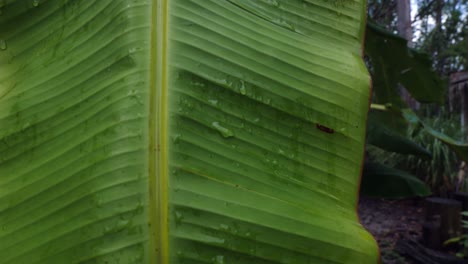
[316,123,335,134]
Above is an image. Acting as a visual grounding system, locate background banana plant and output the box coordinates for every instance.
[363,22,468,198]
[0,0,379,263]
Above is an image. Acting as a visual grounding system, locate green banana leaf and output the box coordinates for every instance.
[365,23,446,106]
[367,111,431,158]
[402,109,468,162]
[361,162,431,198]
[0,0,379,263]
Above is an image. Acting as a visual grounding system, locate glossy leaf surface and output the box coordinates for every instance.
[0,0,378,263]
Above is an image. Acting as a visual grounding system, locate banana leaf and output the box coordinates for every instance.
[361,162,431,198]
[367,111,431,157]
[0,0,379,263]
[365,22,446,106]
[402,109,468,162]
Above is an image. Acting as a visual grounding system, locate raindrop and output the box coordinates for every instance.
[172,134,181,143]
[208,99,218,106]
[0,39,6,50]
[192,81,205,87]
[274,19,295,31]
[175,211,183,223]
[22,122,31,130]
[277,148,285,155]
[212,122,234,138]
[219,224,229,231]
[239,80,246,95]
[266,0,280,7]
[32,0,39,7]
[213,255,224,264]
[103,219,130,234]
[205,236,225,245]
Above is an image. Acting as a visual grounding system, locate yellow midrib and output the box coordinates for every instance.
[149,0,169,263]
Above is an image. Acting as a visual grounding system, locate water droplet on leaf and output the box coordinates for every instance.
[175,211,183,223]
[208,99,218,106]
[212,121,234,138]
[266,0,280,7]
[172,134,180,143]
[239,80,246,95]
[0,39,6,50]
[277,148,285,155]
[219,224,229,231]
[205,236,225,245]
[213,255,224,264]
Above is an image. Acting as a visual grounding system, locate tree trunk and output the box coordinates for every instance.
[463,85,468,132]
[423,215,441,250]
[455,192,468,235]
[397,0,412,47]
[397,0,419,109]
[425,197,462,244]
[451,72,468,132]
[435,0,443,32]
[433,0,446,73]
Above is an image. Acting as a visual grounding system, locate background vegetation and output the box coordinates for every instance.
[363,0,468,198]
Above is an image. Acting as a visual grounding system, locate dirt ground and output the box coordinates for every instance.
[358,197,425,264]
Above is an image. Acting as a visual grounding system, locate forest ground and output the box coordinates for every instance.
[358,197,424,264]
